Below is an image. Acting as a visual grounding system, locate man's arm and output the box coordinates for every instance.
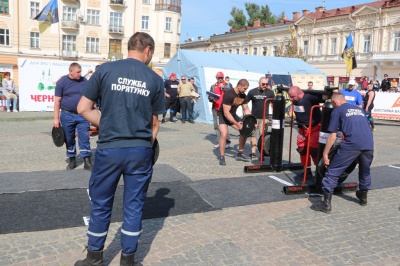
[151,114,159,144]
[323,132,337,166]
[77,96,101,128]
[223,104,242,130]
[242,103,251,116]
[53,96,62,127]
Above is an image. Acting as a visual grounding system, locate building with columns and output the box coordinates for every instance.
[0,0,182,86]
[180,0,400,89]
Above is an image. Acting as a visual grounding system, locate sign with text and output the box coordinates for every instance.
[18,58,97,111]
[372,92,400,120]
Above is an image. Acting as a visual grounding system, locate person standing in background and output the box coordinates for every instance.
[162,73,179,123]
[178,75,195,124]
[1,72,18,112]
[381,74,390,92]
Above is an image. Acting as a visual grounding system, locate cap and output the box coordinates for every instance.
[169,73,176,78]
[384,74,388,77]
[348,80,356,86]
[216,72,224,78]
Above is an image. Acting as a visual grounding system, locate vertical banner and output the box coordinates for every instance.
[18,58,97,111]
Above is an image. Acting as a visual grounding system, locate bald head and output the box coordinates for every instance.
[331,93,346,107]
[288,86,304,104]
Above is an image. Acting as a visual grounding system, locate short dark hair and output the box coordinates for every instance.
[128,32,155,52]
[190,77,195,81]
[4,71,10,76]
[69,62,81,71]
[237,79,249,86]
[225,76,230,79]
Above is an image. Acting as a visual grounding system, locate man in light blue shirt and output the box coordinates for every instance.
[340,79,363,108]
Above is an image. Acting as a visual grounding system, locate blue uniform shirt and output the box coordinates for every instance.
[328,103,374,151]
[82,58,165,149]
[340,88,363,106]
[55,75,87,112]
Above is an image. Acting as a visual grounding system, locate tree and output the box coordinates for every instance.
[245,3,262,26]
[228,7,246,30]
[260,5,277,24]
[275,31,307,62]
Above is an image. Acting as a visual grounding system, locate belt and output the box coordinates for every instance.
[61,108,78,114]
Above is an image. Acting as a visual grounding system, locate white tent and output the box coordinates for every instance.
[162,50,325,123]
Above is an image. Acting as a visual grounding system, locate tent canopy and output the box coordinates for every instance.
[162,50,324,123]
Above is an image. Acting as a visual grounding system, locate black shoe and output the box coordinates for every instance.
[74,247,103,266]
[236,152,249,161]
[219,156,226,166]
[83,157,93,171]
[356,190,368,206]
[169,119,176,123]
[120,252,142,266]
[189,119,194,124]
[161,119,166,123]
[310,192,332,214]
[182,120,186,124]
[66,157,77,170]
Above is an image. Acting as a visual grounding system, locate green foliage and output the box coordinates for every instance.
[276,35,307,62]
[228,3,283,28]
[228,7,247,29]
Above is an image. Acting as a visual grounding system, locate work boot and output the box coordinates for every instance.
[219,156,226,166]
[356,190,368,206]
[74,247,103,266]
[66,157,77,170]
[161,119,166,124]
[83,157,93,171]
[310,191,332,214]
[120,252,141,266]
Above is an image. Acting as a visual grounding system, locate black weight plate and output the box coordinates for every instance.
[257,133,271,157]
[52,126,65,147]
[239,114,257,138]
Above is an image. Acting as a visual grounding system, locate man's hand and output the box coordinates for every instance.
[236,121,243,130]
[53,118,60,128]
[323,153,330,167]
[165,93,170,98]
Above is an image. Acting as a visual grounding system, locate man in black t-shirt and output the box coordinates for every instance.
[162,73,179,123]
[246,77,275,159]
[217,79,252,165]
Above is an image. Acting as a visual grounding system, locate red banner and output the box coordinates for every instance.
[339,76,349,83]
[327,76,335,82]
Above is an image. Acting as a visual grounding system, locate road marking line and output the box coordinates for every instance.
[269,175,293,186]
[388,165,400,170]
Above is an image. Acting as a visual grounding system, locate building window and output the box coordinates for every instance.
[142,16,149,30]
[30,2,40,18]
[177,19,181,34]
[63,6,77,21]
[109,39,122,60]
[0,29,10,45]
[303,41,309,56]
[164,43,171,58]
[228,49,232,53]
[221,50,225,53]
[262,46,267,56]
[330,38,336,55]
[363,35,371,53]
[86,37,99,53]
[63,35,76,51]
[236,48,239,54]
[30,32,40,48]
[165,17,171,31]
[272,46,278,56]
[0,0,9,14]
[395,32,400,51]
[253,47,257,55]
[316,39,322,55]
[87,9,100,25]
[142,0,150,3]
[243,47,248,55]
[110,12,123,32]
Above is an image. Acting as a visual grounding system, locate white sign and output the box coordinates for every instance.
[271,119,281,129]
[371,92,400,120]
[18,58,97,111]
[319,132,329,144]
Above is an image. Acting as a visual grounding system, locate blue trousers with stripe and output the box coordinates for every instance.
[60,111,91,158]
[87,146,153,254]
[322,149,374,193]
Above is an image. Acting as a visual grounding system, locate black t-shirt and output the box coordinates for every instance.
[245,87,275,119]
[363,90,375,111]
[381,79,390,91]
[218,88,248,117]
[164,79,179,100]
[293,93,323,126]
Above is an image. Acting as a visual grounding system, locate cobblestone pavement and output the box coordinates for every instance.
[0,112,399,266]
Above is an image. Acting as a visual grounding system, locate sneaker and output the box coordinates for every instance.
[236,152,249,161]
[7,110,10,112]
[225,143,230,149]
[189,119,194,124]
[219,156,226,165]
[13,110,18,112]
[161,119,166,124]
[214,144,220,149]
[169,119,176,123]
[182,120,186,124]
[249,153,257,161]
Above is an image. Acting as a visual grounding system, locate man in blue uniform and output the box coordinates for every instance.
[75,32,165,265]
[311,93,374,214]
[53,62,92,171]
[340,80,363,107]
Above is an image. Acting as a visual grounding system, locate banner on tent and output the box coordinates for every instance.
[18,58,97,111]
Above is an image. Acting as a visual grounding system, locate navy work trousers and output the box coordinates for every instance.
[322,149,374,193]
[87,146,153,254]
[60,111,91,158]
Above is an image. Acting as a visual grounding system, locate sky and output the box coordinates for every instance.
[180,0,373,43]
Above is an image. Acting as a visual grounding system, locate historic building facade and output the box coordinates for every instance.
[0,0,182,86]
[181,0,400,88]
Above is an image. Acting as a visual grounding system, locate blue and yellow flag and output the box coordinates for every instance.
[342,33,357,73]
[34,0,59,33]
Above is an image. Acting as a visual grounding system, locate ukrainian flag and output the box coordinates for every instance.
[33,0,59,33]
[342,33,357,73]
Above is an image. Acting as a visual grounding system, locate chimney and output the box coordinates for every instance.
[336,8,341,15]
[315,6,324,12]
[302,9,309,16]
[293,11,299,21]
[254,19,261,27]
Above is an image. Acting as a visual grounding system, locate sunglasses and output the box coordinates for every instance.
[181,78,186,80]
[261,83,268,86]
